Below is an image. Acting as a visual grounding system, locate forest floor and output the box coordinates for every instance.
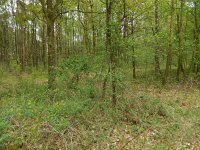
[0,70,200,150]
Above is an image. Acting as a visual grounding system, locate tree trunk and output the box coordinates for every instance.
[107,0,116,106]
[163,0,174,85]
[194,1,200,73]
[47,0,56,89]
[154,0,160,77]
[131,16,136,79]
[102,0,116,106]
[42,21,47,68]
[176,0,184,81]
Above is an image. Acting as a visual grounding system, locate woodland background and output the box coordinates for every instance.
[0,0,200,149]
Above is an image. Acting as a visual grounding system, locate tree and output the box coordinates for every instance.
[154,0,161,77]
[39,0,63,89]
[176,0,185,81]
[163,0,175,85]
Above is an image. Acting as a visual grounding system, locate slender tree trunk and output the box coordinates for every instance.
[32,23,37,68]
[131,16,136,79]
[163,0,174,85]
[102,0,117,106]
[154,0,160,77]
[176,0,184,81]
[27,25,32,69]
[56,23,62,63]
[47,0,56,89]
[123,0,127,38]
[107,0,116,105]
[194,1,200,73]
[14,25,19,66]
[89,0,96,53]
[42,21,46,68]
[20,26,26,72]
[92,24,96,54]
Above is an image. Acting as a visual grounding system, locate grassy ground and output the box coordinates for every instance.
[0,69,200,150]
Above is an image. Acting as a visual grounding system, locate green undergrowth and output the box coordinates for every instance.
[0,71,199,149]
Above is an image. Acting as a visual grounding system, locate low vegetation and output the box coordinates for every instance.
[0,68,199,149]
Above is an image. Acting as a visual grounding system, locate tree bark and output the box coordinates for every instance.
[154,0,160,77]
[47,0,56,89]
[176,0,184,81]
[131,16,136,79]
[163,0,174,85]
[102,0,117,106]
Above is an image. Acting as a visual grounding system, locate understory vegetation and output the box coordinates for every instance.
[0,65,200,149]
